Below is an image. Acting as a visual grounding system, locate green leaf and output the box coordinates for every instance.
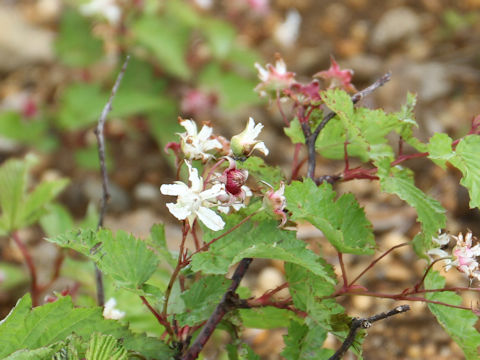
[177,276,231,326]
[54,9,103,67]
[0,294,173,358]
[239,307,298,329]
[227,343,261,360]
[285,263,361,355]
[4,347,56,360]
[200,18,236,59]
[285,179,375,255]
[237,157,285,187]
[56,83,107,130]
[146,224,177,268]
[85,333,127,360]
[132,15,191,79]
[0,155,68,231]
[394,92,427,152]
[198,63,261,110]
[282,321,333,360]
[40,204,75,238]
[0,112,55,151]
[427,133,454,169]
[191,214,335,284]
[425,271,480,359]
[46,229,159,291]
[449,135,480,209]
[284,118,305,144]
[20,179,69,228]
[376,161,446,253]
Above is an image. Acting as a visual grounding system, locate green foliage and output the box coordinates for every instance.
[85,333,127,360]
[285,179,375,255]
[177,276,231,326]
[56,83,107,130]
[191,212,335,284]
[284,118,305,144]
[425,271,480,359]
[55,8,104,67]
[47,229,159,291]
[132,15,191,80]
[0,294,172,359]
[376,159,446,254]
[239,307,297,329]
[237,157,285,187]
[282,321,334,360]
[0,155,68,232]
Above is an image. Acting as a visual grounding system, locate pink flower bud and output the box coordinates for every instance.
[264,182,287,226]
[314,56,356,93]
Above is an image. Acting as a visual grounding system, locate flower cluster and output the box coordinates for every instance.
[428,230,480,282]
[161,117,287,231]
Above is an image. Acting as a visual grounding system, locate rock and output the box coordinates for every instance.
[83,178,131,213]
[371,7,421,48]
[133,183,159,204]
[0,4,54,71]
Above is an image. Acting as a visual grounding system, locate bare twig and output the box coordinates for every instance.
[93,55,130,306]
[328,305,410,360]
[182,258,253,360]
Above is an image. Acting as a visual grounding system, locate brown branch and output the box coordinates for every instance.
[328,305,410,360]
[182,258,253,360]
[93,55,130,306]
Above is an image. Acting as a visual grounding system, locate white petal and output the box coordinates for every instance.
[203,139,222,151]
[166,202,191,220]
[255,63,269,82]
[433,233,450,246]
[181,119,198,136]
[197,125,213,141]
[160,183,188,196]
[185,161,203,192]
[197,206,225,231]
[427,248,449,258]
[253,142,269,156]
[200,184,225,201]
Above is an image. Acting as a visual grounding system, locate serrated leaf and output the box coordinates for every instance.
[54,9,103,67]
[237,157,285,186]
[282,321,333,360]
[285,179,375,255]
[425,271,480,359]
[56,83,107,130]
[0,294,173,359]
[376,162,446,252]
[132,15,191,79]
[85,333,127,360]
[394,92,427,152]
[239,307,297,329]
[0,156,68,231]
[449,135,480,209]
[427,133,454,169]
[284,118,305,144]
[191,214,335,284]
[177,276,231,326]
[4,347,56,360]
[21,179,69,227]
[47,229,159,290]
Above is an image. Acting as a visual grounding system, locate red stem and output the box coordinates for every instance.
[140,295,174,337]
[348,243,410,288]
[11,231,39,306]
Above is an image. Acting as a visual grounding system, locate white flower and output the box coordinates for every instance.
[273,9,301,48]
[230,118,269,157]
[160,161,225,231]
[79,0,121,24]
[217,185,252,214]
[178,119,222,162]
[427,231,453,270]
[103,298,125,320]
